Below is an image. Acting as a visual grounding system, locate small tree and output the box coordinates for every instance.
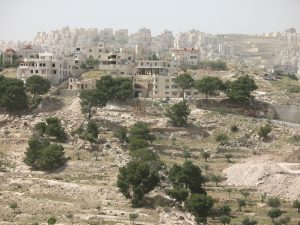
[44,117,67,142]
[219,215,231,225]
[25,75,51,99]
[230,125,239,133]
[0,75,28,112]
[185,194,214,224]
[79,89,107,119]
[83,120,99,143]
[166,187,189,205]
[215,133,229,145]
[292,199,300,213]
[224,153,233,162]
[114,127,128,146]
[211,174,223,186]
[201,151,210,162]
[242,217,257,225]
[219,204,231,216]
[129,213,139,225]
[237,198,247,211]
[117,160,159,206]
[169,161,206,194]
[225,75,258,105]
[165,100,191,127]
[47,216,57,225]
[128,137,148,151]
[267,197,281,208]
[225,188,232,198]
[194,76,224,100]
[35,122,47,136]
[258,124,272,140]
[24,137,65,171]
[37,143,65,171]
[129,122,152,142]
[267,208,282,222]
[174,73,194,99]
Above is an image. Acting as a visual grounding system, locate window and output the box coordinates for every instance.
[43,63,46,67]
[39,63,42,67]
[155,85,158,88]
[165,79,169,82]
[99,49,102,52]
[89,49,92,52]
[30,70,33,74]
[35,70,38,74]
[165,85,169,89]
[53,70,56,74]
[155,63,157,66]
[165,92,169,94]
[52,63,55,68]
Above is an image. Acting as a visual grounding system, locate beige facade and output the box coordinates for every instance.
[68,78,95,90]
[171,48,200,65]
[17,53,72,85]
[136,60,179,75]
[149,74,200,99]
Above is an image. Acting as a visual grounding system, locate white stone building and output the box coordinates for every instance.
[17,53,72,85]
[135,60,179,75]
[149,74,200,99]
[171,48,200,65]
[68,78,95,90]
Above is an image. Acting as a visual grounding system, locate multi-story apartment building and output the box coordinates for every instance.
[17,53,72,85]
[114,29,129,44]
[2,48,16,65]
[171,48,200,65]
[129,27,152,47]
[149,74,200,99]
[135,60,179,75]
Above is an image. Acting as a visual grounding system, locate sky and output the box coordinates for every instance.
[0,0,300,41]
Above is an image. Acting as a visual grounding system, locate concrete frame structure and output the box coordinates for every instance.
[17,53,72,85]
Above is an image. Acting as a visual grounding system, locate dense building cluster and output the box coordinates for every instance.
[0,26,300,98]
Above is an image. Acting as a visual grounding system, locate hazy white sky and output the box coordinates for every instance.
[0,0,299,41]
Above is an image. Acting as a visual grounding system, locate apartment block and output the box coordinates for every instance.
[17,53,72,85]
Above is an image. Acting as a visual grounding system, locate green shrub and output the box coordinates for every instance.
[230,125,239,132]
[267,197,281,208]
[24,137,65,171]
[35,117,67,142]
[258,124,272,140]
[215,133,229,145]
[166,187,189,204]
[288,86,300,93]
